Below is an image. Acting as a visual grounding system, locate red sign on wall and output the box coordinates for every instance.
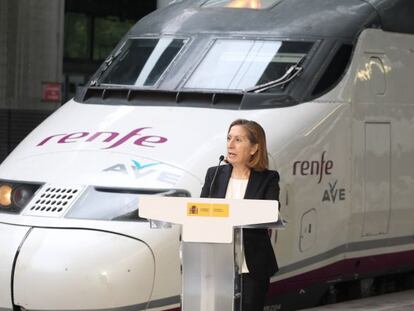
[42,82,62,102]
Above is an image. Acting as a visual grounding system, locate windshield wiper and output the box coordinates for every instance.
[245,57,305,93]
[90,44,125,86]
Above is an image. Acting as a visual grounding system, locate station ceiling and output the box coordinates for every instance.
[65,0,156,20]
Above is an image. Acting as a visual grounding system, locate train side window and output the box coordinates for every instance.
[312,44,353,97]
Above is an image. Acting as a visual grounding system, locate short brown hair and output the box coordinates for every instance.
[228,119,269,171]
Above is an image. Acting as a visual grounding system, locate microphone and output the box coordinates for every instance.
[209,155,225,198]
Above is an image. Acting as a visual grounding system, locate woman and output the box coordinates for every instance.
[200,119,280,311]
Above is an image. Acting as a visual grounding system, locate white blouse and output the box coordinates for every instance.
[225,177,249,273]
[225,177,248,200]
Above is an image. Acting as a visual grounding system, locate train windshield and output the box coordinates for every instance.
[201,0,281,9]
[185,39,313,92]
[98,37,187,87]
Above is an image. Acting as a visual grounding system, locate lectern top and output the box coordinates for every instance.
[139,196,278,243]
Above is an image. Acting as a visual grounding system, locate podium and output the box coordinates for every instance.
[139,196,281,311]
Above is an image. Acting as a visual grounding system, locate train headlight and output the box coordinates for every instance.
[0,184,12,207]
[0,181,42,214]
[12,186,35,208]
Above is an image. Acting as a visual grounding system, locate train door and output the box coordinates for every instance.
[352,45,392,237]
[299,208,317,252]
[362,121,391,236]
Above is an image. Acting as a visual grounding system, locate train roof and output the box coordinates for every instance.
[76,0,414,109]
[131,0,414,39]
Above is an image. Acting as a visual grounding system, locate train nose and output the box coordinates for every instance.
[12,228,155,311]
[0,223,32,310]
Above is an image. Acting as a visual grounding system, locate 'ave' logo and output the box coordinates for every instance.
[322,180,345,203]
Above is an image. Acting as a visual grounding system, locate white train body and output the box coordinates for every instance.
[1,0,414,310]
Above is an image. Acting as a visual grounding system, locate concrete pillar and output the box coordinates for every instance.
[0,1,9,108]
[0,0,64,110]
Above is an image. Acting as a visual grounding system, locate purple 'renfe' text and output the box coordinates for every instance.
[37,128,168,149]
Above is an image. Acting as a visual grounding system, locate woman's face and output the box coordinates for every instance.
[227,125,258,168]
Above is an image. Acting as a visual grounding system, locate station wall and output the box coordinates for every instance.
[0,0,159,163]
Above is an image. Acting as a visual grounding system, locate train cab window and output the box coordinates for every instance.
[97,37,187,87]
[185,39,313,92]
[201,0,281,9]
[311,44,353,97]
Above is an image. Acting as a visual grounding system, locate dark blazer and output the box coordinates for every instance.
[200,164,280,279]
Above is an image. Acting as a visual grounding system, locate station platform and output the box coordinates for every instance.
[302,289,414,310]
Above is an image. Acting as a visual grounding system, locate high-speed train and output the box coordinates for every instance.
[1,0,414,310]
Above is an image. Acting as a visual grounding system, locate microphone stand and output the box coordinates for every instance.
[208,155,225,198]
